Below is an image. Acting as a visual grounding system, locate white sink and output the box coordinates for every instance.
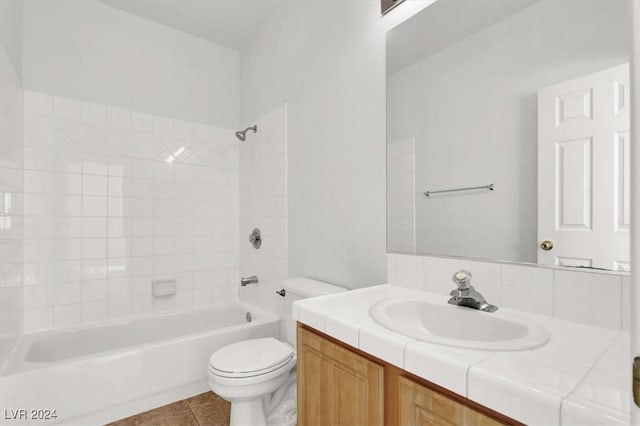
[369,298,549,351]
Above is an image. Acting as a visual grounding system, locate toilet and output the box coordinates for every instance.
[208,277,346,426]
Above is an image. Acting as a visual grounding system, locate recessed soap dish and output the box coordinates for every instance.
[152,277,177,297]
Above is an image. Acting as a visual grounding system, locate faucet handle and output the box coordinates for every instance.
[452,270,472,290]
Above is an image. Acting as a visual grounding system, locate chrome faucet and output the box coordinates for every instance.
[241,275,259,286]
[448,270,497,312]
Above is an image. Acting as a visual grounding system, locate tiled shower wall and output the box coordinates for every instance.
[388,253,630,330]
[0,41,24,367]
[238,104,287,322]
[22,91,239,332]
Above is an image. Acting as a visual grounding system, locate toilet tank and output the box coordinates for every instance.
[282,277,347,346]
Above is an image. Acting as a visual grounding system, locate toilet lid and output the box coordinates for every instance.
[209,338,294,378]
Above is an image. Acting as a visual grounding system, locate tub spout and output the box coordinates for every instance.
[241,275,259,286]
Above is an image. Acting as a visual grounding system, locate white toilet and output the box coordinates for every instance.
[208,277,346,426]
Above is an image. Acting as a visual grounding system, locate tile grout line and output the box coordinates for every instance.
[183,400,202,426]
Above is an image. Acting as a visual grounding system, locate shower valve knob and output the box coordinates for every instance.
[249,228,262,249]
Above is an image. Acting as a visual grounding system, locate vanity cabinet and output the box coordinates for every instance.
[297,323,384,426]
[297,324,519,426]
[397,376,502,426]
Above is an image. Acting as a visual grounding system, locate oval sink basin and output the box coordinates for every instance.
[369,298,549,351]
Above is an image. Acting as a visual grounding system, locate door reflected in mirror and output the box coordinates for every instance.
[386,0,631,271]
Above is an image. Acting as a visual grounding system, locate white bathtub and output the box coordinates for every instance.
[0,303,280,425]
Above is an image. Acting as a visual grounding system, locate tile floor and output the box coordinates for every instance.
[108,392,230,426]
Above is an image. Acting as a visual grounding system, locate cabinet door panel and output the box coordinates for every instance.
[297,325,384,426]
[399,376,503,426]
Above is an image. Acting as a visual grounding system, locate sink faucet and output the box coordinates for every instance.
[448,270,498,312]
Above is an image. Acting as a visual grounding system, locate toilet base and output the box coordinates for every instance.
[230,399,267,426]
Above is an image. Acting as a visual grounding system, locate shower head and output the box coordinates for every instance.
[235,125,257,141]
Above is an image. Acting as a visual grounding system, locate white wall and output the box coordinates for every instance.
[22,0,239,129]
[0,0,24,369]
[240,1,387,289]
[388,0,630,263]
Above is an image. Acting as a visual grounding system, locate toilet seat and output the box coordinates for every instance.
[208,338,295,379]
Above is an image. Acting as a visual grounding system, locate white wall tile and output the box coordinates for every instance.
[81,101,107,125]
[153,116,173,136]
[132,112,153,133]
[53,96,81,120]
[24,91,52,115]
[107,106,131,128]
[457,260,501,305]
[108,298,131,319]
[422,256,460,295]
[173,119,193,139]
[24,307,53,332]
[389,253,627,329]
[54,304,82,327]
[82,174,108,196]
[501,264,553,316]
[554,270,622,329]
[24,146,54,170]
[82,154,108,175]
[82,300,107,323]
[0,54,23,359]
[53,282,82,305]
[393,252,423,289]
[54,172,82,195]
[131,295,153,316]
[238,105,287,318]
[622,276,630,331]
[22,91,240,331]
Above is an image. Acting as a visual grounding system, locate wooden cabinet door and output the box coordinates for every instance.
[399,376,504,426]
[297,325,384,426]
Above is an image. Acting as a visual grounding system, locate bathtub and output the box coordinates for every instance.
[0,303,280,425]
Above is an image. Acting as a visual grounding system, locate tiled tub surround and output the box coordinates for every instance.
[293,285,630,426]
[0,43,24,368]
[21,91,239,332]
[238,104,288,321]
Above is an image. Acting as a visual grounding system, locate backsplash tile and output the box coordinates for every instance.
[22,90,240,332]
[389,253,627,329]
[501,264,553,316]
[554,270,622,329]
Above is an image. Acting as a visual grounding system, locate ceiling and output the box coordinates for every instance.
[98,0,279,50]
[387,0,538,74]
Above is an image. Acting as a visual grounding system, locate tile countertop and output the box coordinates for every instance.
[292,284,630,426]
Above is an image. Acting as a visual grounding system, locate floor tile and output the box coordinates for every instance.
[108,398,201,425]
[186,392,231,426]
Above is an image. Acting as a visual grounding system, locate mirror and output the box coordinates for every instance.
[386,0,632,271]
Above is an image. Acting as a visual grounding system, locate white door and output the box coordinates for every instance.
[538,63,630,271]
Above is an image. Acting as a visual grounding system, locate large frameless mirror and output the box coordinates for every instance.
[386,0,632,271]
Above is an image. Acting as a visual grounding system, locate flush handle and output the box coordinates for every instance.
[275,289,286,297]
[540,240,554,251]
